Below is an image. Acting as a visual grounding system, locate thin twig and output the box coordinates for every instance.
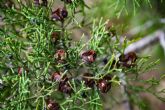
[119,73,133,110]
[124,30,165,54]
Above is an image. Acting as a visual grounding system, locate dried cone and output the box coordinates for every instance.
[119,52,137,68]
[58,75,73,95]
[82,73,95,88]
[52,8,68,21]
[18,67,23,76]
[18,67,29,76]
[46,98,60,110]
[52,72,68,82]
[61,9,68,18]
[58,79,73,95]
[51,72,61,81]
[54,49,67,63]
[81,50,97,63]
[51,32,59,43]
[97,75,112,93]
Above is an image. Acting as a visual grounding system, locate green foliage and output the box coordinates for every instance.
[0,0,164,110]
[92,0,152,19]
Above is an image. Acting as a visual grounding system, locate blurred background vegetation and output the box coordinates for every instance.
[76,0,165,109]
[88,0,165,110]
[85,0,165,67]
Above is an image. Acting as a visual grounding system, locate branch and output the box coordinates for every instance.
[124,30,165,54]
[119,73,133,110]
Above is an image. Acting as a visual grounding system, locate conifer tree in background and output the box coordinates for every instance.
[0,0,165,110]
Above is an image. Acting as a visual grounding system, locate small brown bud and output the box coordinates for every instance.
[51,32,59,43]
[97,75,112,93]
[51,72,68,82]
[119,52,137,68]
[51,72,61,81]
[54,49,67,63]
[82,73,95,88]
[81,50,97,63]
[45,98,60,110]
[18,67,29,76]
[58,79,73,95]
[52,8,68,21]
[18,67,23,76]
